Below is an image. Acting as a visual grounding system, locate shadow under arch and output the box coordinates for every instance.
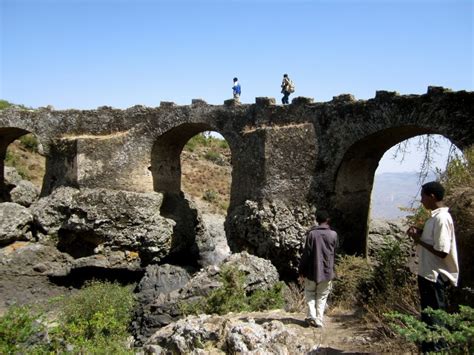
[150,122,234,266]
[332,125,461,256]
[0,127,42,201]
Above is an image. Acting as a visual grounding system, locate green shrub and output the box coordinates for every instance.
[204,150,221,163]
[182,266,285,316]
[0,99,12,110]
[218,140,229,149]
[0,281,136,354]
[203,189,218,202]
[54,281,135,352]
[438,145,474,192]
[0,305,46,354]
[386,305,474,353]
[331,254,372,308]
[19,134,39,152]
[184,133,209,152]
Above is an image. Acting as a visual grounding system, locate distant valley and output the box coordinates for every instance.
[370,171,436,220]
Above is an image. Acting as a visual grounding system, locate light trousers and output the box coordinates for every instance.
[304,278,332,326]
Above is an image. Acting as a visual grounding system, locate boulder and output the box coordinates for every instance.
[133,252,280,344]
[0,202,34,245]
[226,200,315,279]
[4,166,23,185]
[10,180,40,207]
[144,314,302,354]
[367,218,410,257]
[197,213,230,267]
[30,187,176,264]
[0,242,73,309]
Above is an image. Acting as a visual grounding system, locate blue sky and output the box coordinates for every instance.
[1,0,472,172]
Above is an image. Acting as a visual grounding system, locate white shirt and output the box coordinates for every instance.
[418,207,459,286]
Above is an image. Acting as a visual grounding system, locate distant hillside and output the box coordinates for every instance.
[370,171,436,220]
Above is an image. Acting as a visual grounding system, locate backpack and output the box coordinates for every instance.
[288,80,295,93]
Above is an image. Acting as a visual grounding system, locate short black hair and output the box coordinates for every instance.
[233,77,238,82]
[421,181,445,201]
[316,210,330,224]
[283,74,288,78]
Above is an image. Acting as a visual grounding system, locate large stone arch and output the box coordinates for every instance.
[333,126,462,255]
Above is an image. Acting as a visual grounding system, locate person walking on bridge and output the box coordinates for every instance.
[232,77,241,102]
[281,73,295,104]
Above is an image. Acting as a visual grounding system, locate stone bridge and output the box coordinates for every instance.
[1,87,473,278]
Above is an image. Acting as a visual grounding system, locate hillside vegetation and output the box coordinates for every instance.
[5,129,232,214]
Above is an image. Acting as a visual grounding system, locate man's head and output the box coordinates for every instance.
[316,210,330,224]
[233,77,238,82]
[421,181,445,209]
[283,74,288,78]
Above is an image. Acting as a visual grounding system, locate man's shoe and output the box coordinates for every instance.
[305,317,321,328]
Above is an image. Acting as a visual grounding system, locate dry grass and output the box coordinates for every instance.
[5,139,45,189]
[5,133,232,217]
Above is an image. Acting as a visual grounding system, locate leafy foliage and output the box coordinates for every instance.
[386,305,474,353]
[0,305,46,354]
[0,99,12,110]
[0,281,135,354]
[19,134,39,152]
[437,145,474,192]
[331,254,372,308]
[182,266,285,315]
[203,189,218,202]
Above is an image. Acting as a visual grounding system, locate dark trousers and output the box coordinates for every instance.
[418,275,448,353]
[282,91,290,104]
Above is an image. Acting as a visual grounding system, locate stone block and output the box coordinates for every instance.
[255,97,276,106]
[331,94,356,103]
[192,99,208,106]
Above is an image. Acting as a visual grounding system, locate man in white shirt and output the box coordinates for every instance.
[407,181,459,352]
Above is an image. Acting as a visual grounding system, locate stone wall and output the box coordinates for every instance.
[1,87,473,277]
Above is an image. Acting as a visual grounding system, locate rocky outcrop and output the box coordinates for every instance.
[367,218,410,257]
[0,202,34,245]
[226,200,315,279]
[30,187,176,264]
[132,252,279,344]
[0,242,73,310]
[144,314,305,354]
[197,213,231,267]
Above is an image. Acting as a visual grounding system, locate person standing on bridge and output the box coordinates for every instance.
[298,210,338,328]
[281,73,295,104]
[406,181,459,353]
[232,77,241,102]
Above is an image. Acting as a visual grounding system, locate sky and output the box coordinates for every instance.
[1,0,472,173]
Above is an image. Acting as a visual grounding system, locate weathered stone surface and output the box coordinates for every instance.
[133,252,279,343]
[0,202,34,245]
[197,213,230,267]
[4,166,23,185]
[30,187,176,264]
[226,200,315,279]
[0,242,73,310]
[367,218,410,257]
[10,180,40,207]
[0,89,472,277]
[143,314,303,354]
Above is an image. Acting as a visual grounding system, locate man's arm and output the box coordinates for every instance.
[409,232,448,259]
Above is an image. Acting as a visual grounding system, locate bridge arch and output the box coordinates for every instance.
[333,125,462,255]
[150,123,235,195]
[0,127,47,201]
